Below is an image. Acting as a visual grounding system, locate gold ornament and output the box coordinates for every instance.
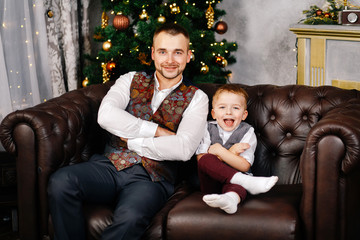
[102,62,110,83]
[102,40,112,51]
[205,4,214,29]
[221,59,228,67]
[101,11,109,28]
[113,14,130,30]
[200,65,209,74]
[47,10,54,18]
[190,52,195,61]
[170,4,180,14]
[139,9,149,20]
[157,15,166,23]
[82,77,89,87]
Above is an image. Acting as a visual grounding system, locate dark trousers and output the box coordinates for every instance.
[197,153,247,200]
[48,154,174,240]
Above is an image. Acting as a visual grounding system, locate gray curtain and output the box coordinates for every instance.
[44,0,91,96]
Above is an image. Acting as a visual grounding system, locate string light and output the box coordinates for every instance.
[1,3,49,106]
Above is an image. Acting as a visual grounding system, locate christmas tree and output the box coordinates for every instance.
[82,0,237,87]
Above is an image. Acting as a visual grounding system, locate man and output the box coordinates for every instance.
[48,23,209,240]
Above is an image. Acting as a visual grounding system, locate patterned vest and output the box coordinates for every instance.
[208,122,251,149]
[104,72,198,182]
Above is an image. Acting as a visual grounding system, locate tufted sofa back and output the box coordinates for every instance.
[197,83,360,184]
[2,82,359,186]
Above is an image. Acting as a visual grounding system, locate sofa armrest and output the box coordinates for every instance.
[300,98,360,240]
[0,82,112,240]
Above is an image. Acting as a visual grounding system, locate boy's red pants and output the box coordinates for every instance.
[197,153,247,201]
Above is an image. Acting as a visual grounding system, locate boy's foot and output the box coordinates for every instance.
[230,172,278,195]
[202,192,240,214]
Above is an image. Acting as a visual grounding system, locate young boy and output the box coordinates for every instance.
[196,84,278,214]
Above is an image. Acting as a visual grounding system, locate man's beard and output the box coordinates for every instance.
[157,64,183,80]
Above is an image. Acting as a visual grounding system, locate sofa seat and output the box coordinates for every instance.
[165,184,302,240]
[74,184,302,240]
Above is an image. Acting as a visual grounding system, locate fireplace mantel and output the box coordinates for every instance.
[290,24,360,90]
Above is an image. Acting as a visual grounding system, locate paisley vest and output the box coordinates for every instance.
[104,72,198,182]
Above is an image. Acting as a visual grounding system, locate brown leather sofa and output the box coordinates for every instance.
[1,81,360,240]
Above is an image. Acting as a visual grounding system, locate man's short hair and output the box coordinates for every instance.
[153,23,190,47]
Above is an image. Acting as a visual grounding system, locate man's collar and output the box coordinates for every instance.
[154,73,183,91]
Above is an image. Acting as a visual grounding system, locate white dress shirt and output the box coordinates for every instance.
[196,121,257,166]
[98,71,209,161]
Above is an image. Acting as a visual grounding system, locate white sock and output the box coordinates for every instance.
[202,192,240,214]
[230,172,279,195]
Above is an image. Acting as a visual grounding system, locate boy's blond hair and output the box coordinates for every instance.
[212,85,249,109]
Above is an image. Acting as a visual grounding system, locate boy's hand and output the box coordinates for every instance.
[208,143,225,160]
[229,143,250,155]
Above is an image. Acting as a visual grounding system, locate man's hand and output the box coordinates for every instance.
[155,126,175,137]
[118,137,128,148]
[229,143,250,155]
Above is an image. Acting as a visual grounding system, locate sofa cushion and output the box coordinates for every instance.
[166,184,302,240]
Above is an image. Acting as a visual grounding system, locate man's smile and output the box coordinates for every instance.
[162,64,178,70]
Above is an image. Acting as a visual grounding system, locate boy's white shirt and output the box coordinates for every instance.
[196,121,257,166]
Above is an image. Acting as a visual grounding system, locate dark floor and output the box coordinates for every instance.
[0,222,19,240]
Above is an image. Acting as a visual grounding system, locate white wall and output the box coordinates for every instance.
[217,0,327,85]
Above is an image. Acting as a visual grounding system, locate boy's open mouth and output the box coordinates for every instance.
[224,119,234,127]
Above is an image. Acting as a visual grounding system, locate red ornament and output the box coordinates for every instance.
[113,15,130,31]
[215,56,223,64]
[316,10,323,16]
[215,21,228,34]
[106,61,116,71]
